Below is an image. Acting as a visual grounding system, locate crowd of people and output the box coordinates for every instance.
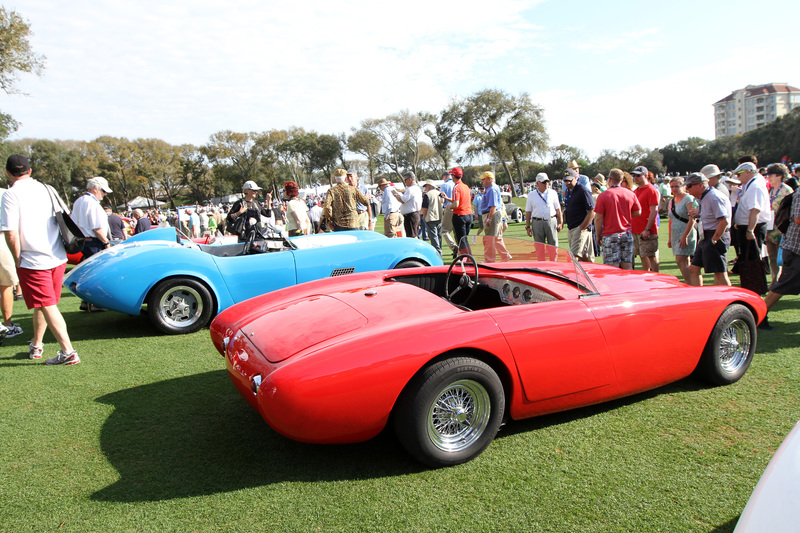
[1,152,799,366]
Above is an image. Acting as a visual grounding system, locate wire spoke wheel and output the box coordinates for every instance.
[718,318,752,374]
[427,379,491,453]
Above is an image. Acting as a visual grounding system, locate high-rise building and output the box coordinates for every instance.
[714,83,800,138]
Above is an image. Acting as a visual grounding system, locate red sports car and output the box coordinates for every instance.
[210,240,767,467]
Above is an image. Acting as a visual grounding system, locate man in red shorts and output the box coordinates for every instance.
[1,155,79,365]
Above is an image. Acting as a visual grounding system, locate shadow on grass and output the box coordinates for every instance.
[92,370,717,503]
[497,376,709,440]
[92,370,423,502]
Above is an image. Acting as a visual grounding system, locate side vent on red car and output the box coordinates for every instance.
[330,267,356,277]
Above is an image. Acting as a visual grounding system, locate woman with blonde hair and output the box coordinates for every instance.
[666,177,697,283]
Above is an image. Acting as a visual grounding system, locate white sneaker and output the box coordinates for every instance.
[4,322,23,338]
[45,350,80,365]
[29,342,43,360]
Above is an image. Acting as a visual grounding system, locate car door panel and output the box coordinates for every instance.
[488,300,615,403]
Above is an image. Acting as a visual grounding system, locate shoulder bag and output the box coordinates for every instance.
[45,184,85,254]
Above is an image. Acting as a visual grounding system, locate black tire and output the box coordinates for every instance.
[394,259,427,269]
[512,209,522,223]
[394,357,505,467]
[147,277,215,335]
[697,304,756,385]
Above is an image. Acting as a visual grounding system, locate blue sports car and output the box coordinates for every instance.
[64,227,442,334]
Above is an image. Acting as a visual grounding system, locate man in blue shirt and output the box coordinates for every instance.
[480,172,512,262]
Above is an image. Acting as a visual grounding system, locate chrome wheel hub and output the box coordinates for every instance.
[719,319,752,374]
[159,286,202,328]
[427,379,491,452]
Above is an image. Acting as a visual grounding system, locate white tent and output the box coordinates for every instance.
[122,196,167,209]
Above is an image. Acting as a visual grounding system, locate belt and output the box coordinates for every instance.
[530,217,554,221]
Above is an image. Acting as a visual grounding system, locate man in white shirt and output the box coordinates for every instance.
[1,155,79,365]
[72,177,112,260]
[733,161,771,294]
[525,173,563,247]
[393,171,423,238]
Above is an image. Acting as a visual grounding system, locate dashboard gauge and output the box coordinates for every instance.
[502,283,511,297]
[512,286,521,299]
[523,289,532,302]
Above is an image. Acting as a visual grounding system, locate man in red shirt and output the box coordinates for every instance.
[631,166,661,272]
[594,168,642,269]
[441,167,473,254]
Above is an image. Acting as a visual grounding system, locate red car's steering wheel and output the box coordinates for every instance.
[445,254,479,306]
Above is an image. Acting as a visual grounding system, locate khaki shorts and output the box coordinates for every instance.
[633,232,659,258]
[383,212,404,237]
[0,236,18,286]
[568,226,594,261]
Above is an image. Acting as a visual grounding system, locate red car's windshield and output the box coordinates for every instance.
[458,237,600,295]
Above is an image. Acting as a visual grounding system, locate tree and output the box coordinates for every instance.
[347,128,382,182]
[277,130,344,185]
[448,89,548,196]
[202,130,263,189]
[358,110,433,179]
[660,137,709,174]
[426,109,460,171]
[0,8,46,142]
[93,136,138,207]
[28,140,83,201]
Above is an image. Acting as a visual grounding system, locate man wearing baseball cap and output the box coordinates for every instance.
[439,168,459,255]
[685,172,732,287]
[226,180,273,242]
[1,155,79,365]
[631,166,660,272]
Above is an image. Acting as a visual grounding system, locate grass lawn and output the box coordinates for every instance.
[1,214,798,532]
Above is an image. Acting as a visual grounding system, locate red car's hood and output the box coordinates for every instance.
[211,270,455,362]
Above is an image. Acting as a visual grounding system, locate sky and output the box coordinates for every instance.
[4,0,799,161]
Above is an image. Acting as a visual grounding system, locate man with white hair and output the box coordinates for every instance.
[323,169,370,231]
[525,173,562,247]
[72,177,113,259]
[733,161,771,295]
[132,208,152,234]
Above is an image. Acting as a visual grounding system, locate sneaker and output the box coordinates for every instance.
[14,293,23,301]
[0,323,8,340]
[29,342,43,360]
[45,350,80,365]
[4,322,23,338]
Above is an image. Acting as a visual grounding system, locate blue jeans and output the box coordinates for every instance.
[452,214,472,252]
[426,220,442,257]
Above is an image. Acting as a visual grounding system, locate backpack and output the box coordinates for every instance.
[775,191,796,235]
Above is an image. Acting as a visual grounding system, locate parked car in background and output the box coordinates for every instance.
[64,227,442,334]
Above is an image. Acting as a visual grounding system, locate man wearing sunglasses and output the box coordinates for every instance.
[686,172,732,286]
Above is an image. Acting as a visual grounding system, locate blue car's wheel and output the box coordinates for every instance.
[147,277,215,335]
